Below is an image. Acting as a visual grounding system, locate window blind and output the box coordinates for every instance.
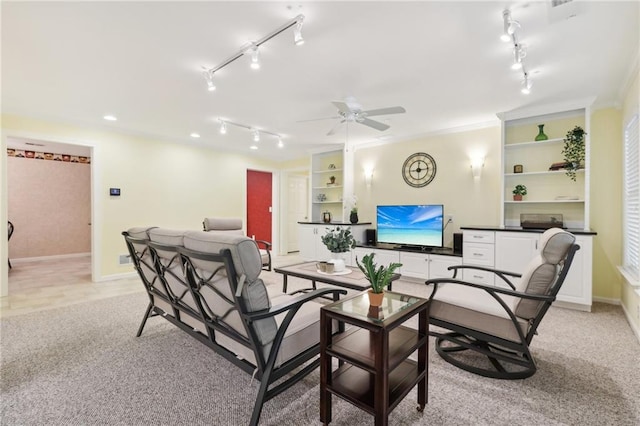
[623,113,639,280]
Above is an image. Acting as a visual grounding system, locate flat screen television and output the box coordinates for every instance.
[376,204,444,249]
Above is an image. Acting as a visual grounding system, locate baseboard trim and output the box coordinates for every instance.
[12,253,91,263]
[620,302,640,344]
[592,296,621,305]
[96,271,137,282]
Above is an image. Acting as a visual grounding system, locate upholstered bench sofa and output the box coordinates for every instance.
[122,227,345,426]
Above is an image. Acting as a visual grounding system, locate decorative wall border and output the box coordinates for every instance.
[7,148,91,164]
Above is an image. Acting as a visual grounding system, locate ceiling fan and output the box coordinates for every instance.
[301,98,406,136]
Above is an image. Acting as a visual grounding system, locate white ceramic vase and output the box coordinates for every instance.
[328,252,347,272]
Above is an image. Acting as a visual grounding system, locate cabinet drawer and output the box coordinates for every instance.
[463,269,495,286]
[463,230,495,244]
[462,243,494,266]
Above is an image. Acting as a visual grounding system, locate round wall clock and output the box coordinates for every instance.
[402,152,437,188]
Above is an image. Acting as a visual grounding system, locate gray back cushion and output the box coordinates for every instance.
[182,231,276,346]
[514,228,575,319]
[203,217,243,234]
[148,229,199,312]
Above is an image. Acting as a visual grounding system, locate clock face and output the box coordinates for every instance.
[402,152,437,188]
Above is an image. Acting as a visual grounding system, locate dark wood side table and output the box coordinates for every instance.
[320,290,429,426]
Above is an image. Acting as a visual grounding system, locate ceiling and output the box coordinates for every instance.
[2,1,638,162]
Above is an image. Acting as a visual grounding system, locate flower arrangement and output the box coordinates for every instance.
[321,226,356,253]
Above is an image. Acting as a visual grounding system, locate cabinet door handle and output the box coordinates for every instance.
[473,275,483,279]
[473,235,482,239]
[473,253,483,256]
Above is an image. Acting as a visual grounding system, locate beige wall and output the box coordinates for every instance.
[1,114,279,288]
[353,126,502,248]
[590,108,623,301]
[8,156,91,257]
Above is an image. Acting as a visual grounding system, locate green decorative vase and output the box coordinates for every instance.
[535,124,548,141]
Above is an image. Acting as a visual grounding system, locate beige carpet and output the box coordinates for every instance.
[1,270,639,425]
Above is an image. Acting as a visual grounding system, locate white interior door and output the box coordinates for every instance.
[287,174,308,253]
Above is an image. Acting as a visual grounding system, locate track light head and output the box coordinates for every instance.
[521,74,532,94]
[250,46,260,70]
[278,137,284,148]
[293,20,304,45]
[512,44,526,70]
[203,70,216,91]
[219,120,227,134]
[253,130,260,142]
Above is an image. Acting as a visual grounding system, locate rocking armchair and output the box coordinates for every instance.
[425,228,579,379]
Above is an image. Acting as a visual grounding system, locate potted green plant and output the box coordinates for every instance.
[356,253,402,306]
[329,175,336,185]
[321,226,356,272]
[512,184,527,201]
[562,126,586,181]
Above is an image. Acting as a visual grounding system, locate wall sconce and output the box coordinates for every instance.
[471,157,484,178]
[364,168,374,186]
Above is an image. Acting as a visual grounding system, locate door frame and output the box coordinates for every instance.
[1,130,99,297]
[278,166,309,255]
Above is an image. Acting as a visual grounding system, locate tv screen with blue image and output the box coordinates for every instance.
[376,204,444,248]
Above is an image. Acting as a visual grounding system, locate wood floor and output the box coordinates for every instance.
[1,253,302,319]
[1,256,143,319]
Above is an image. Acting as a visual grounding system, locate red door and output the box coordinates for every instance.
[247,170,272,244]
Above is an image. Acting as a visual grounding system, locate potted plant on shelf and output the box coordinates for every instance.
[328,175,336,185]
[321,226,356,272]
[356,253,402,306]
[562,125,586,181]
[513,184,527,201]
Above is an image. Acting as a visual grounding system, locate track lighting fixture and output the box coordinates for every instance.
[249,46,261,70]
[201,14,304,91]
[501,9,534,95]
[217,118,283,149]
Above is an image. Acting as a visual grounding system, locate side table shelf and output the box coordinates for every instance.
[320,291,429,426]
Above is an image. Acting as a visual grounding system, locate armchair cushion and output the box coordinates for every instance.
[430,285,528,342]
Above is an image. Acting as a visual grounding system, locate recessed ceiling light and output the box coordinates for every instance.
[103,115,117,121]
[250,145,258,150]
[190,133,201,138]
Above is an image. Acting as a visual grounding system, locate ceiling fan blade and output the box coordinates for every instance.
[331,101,353,114]
[296,115,340,123]
[359,118,390,131]
[327,120,345,136]
[362,106,406,117]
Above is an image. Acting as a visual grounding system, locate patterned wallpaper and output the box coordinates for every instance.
[7,148,90,164]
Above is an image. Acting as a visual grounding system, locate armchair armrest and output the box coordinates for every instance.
[426,277,553,302]
[447,264,522,290]
[255,240,272,251]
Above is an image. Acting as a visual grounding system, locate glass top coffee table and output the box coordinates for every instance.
[320,290,429,425]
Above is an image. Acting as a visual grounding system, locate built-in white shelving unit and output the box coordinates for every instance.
[310,150,345,222]
[498,100,593,230]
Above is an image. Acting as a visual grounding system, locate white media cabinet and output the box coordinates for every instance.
[462,227,595,312]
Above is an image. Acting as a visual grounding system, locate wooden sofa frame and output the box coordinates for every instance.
[123,230,346,425]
